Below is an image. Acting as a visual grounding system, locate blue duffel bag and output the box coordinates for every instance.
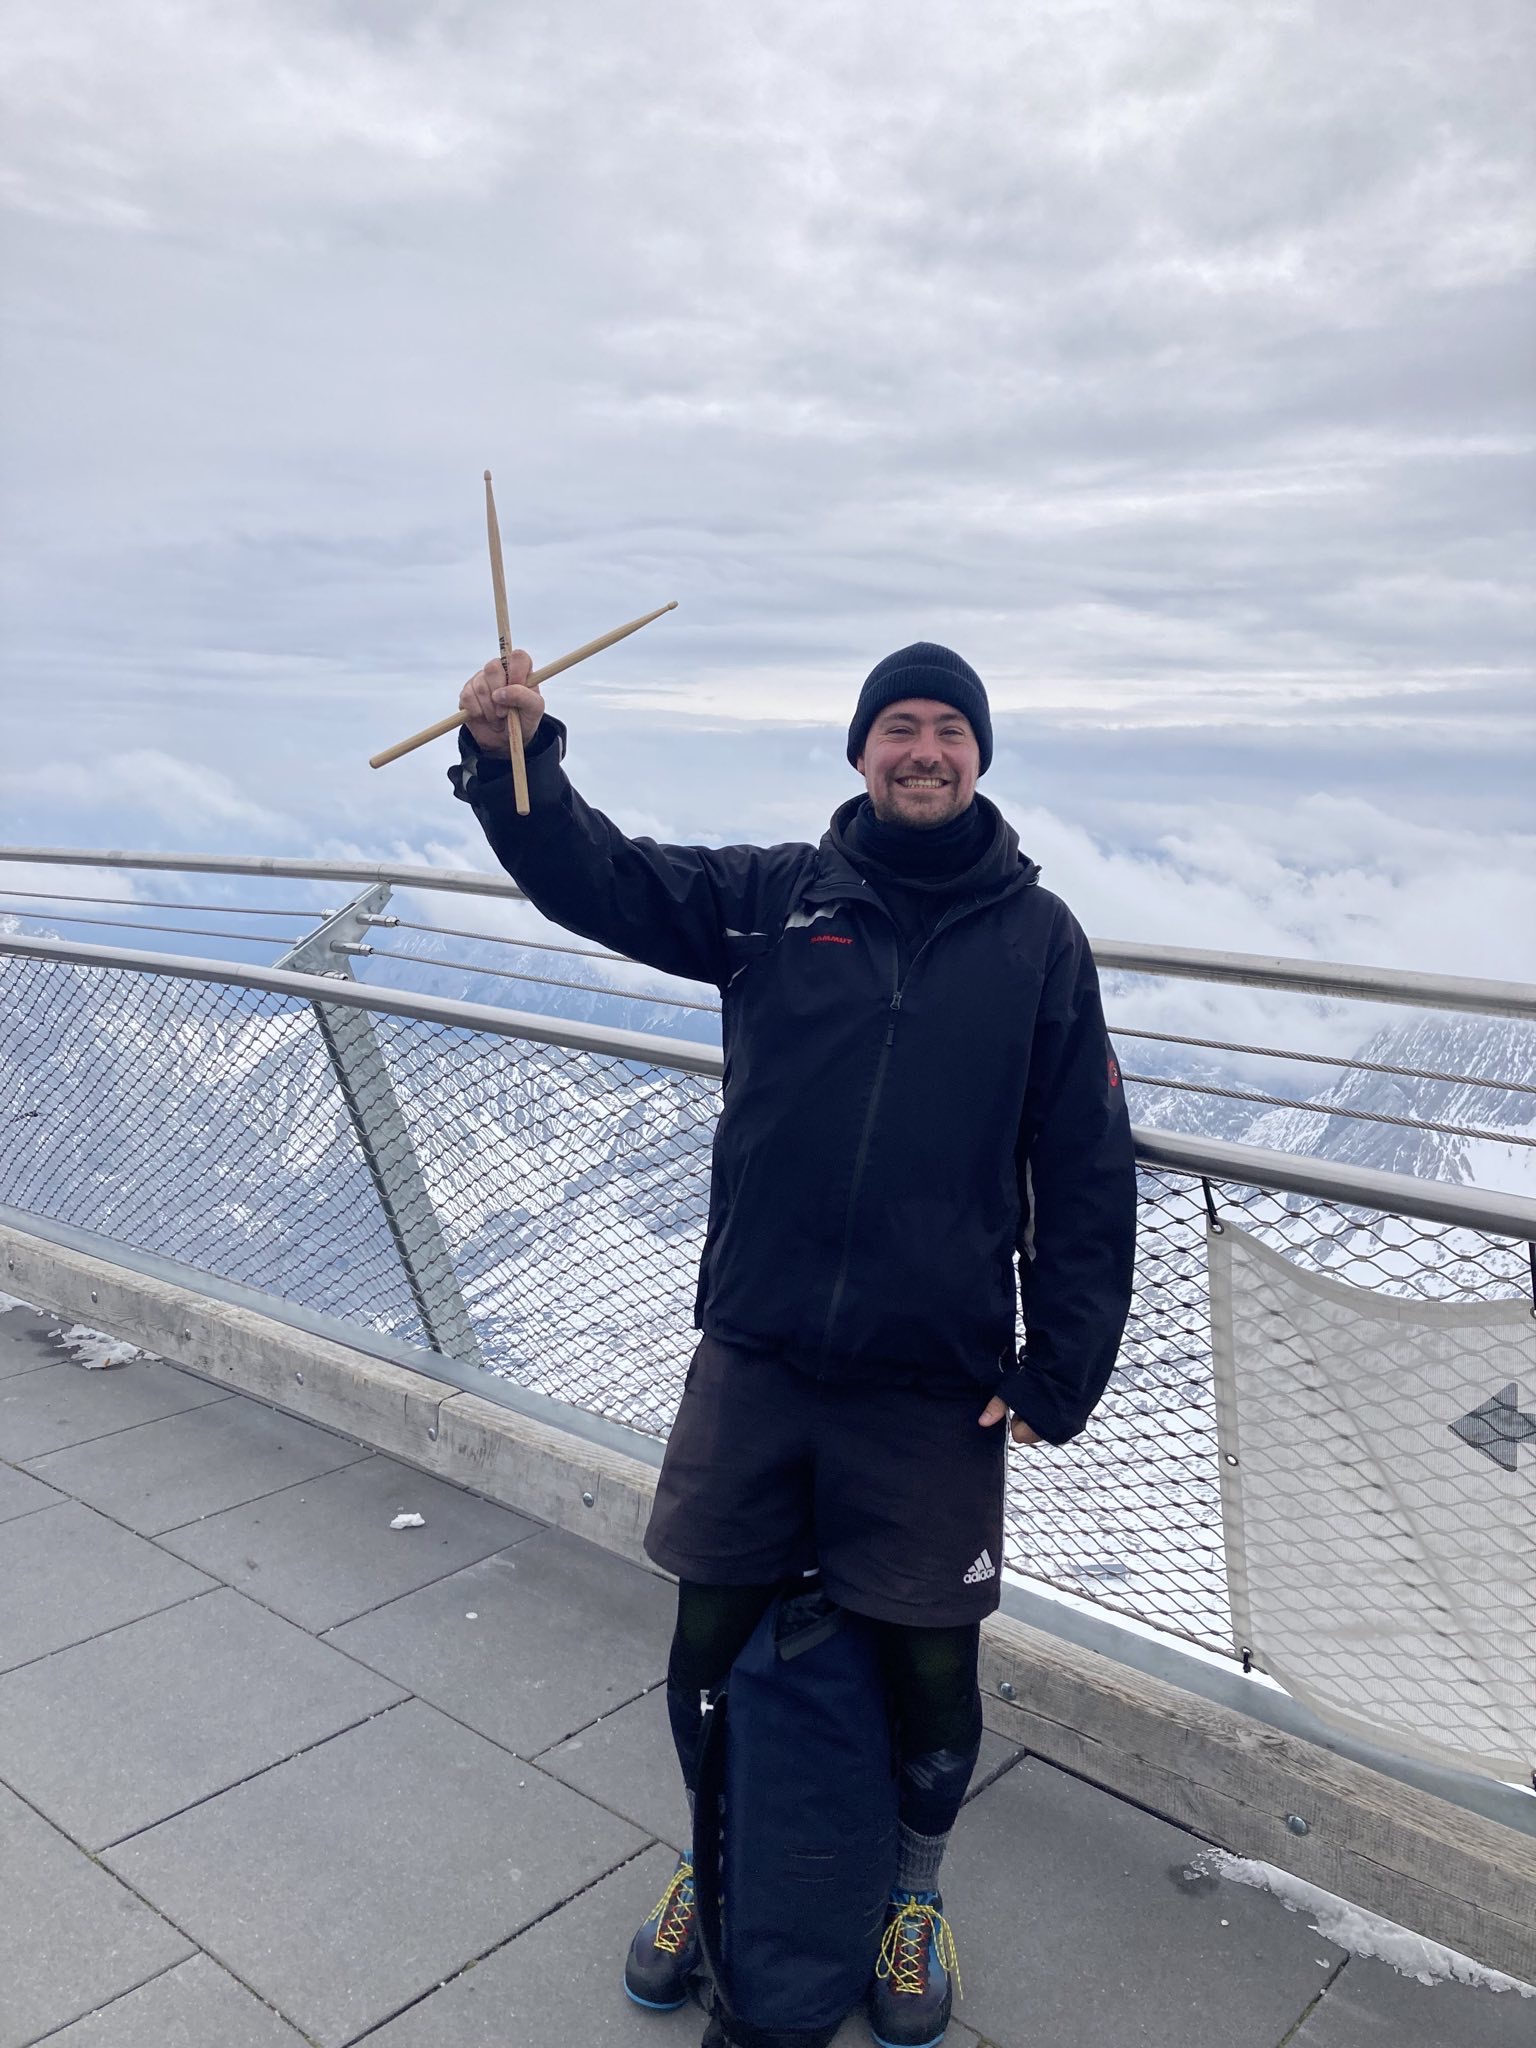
[692,1577,899,2048]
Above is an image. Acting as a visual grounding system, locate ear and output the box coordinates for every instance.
[854,751,866,775]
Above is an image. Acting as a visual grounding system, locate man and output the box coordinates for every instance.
[453,641,1136,2048]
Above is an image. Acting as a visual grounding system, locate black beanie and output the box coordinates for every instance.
[846,642,993,774]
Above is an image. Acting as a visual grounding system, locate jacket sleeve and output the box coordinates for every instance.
[449,720,781,989]
[998,911,1137,1444]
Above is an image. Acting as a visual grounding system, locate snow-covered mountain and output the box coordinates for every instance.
[1123,1011,1536,1197]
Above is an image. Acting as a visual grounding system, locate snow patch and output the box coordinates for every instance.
[54,1323,143,1370]
[1189,1849,1534,1997]
[389,1511,425,1530]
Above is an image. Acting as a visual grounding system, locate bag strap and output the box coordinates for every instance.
[691,1683,730,2008]
[691,1681,842,2048]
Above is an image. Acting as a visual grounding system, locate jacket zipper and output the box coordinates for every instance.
[815,889,1002,1363]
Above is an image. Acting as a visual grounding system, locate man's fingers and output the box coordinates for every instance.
[462,653,532,705]
[979,1395,1042,1445]
[492,648,533,691]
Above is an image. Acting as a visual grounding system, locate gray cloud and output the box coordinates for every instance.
[0,0,1531,975]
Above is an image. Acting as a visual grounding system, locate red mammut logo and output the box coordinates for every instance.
[810,934,853,946]
[1107,1053,1120,1088]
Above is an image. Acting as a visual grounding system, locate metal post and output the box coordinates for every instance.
[277,887,484,1366]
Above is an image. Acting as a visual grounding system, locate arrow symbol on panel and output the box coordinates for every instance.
[1449,1384,1536,1472]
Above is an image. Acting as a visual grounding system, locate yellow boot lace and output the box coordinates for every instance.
[645,1857,696,1957]
[875,1894,963,2000]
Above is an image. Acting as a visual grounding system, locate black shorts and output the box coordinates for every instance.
[644,1336,1007,1628]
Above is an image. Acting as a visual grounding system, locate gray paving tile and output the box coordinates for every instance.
[539,1682,690,1849]
[39,1954,310,2048]
[0,1455,61,1522]
[156,1452,539,1630]
[0,1585,406,1848]
[967,1725,1026,1799]
[329,1525,675,1758]
[103,1697,649,2048]
[0,1499,213,1675]
[1291,1953,1536,2047]
[363,1841,980,2048]
[0,1355,228,1461]
[27,1393,371,1535]
[0,1782,193,2048]
[361,1843,701,2048]
[0,1305,70,1377]
[940,1757,1347,2048]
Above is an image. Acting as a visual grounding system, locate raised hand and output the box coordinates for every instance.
[458,650,546,756]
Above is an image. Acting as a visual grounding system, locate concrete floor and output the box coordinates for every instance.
[0,1303,1529,2048]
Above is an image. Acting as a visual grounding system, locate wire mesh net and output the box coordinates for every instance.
[2,950,1529,1659]
[0,956,429,1343]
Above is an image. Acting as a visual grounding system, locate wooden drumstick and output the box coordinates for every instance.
[483,470,530,816]
[367,601,679,770]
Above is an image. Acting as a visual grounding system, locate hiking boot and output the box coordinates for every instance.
[623,1852,700,2011]
[868,1887,961,2048]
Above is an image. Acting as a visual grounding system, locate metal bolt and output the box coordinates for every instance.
[581,1491,595,1508]
[182,1328,191,1341]
[1224,1453,1239,1466]
[427,1427,438,1441]
[90,1290,98,1304]
[1286,1814,1310,1836]
[998,1680,1017,1702]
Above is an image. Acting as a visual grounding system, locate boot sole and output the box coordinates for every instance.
[870,2024,949,2048]
[623,1980,690,2012]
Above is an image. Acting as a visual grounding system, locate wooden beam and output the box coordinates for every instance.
[980,1611,1536,1982]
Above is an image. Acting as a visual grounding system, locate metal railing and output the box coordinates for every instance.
[4,905,1533,1670]
[7,847,1536,1157]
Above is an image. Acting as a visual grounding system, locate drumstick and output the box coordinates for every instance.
[484,470,529,816]
[367,601,680,770]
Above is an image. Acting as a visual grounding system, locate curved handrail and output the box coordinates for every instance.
[3,844,1532,1019]
[5,930,1534,1239]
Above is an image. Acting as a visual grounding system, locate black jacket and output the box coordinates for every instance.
[452,721,1136,1443]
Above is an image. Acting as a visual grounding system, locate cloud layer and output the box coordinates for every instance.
[1,0,1531,979]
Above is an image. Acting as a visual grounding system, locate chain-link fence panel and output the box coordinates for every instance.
[0,955,430,1346]
[3,950,1530,1663]
[367,1010,718,1432]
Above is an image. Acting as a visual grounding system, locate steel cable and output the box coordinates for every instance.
[0,908,314,945]
[1122,1071,1536,1147]
[1112,1023,1536,1097]
[0,887,318,917]
[361,944,723,1014]
[388,915,638,968]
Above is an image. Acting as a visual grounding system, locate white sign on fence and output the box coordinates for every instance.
[1208,1222,1535,1782]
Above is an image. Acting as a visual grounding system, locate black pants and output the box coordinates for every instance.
[667,1579,983,1841]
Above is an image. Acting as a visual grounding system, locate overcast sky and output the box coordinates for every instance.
[1,0,1532,979]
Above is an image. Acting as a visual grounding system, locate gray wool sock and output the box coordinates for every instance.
[894,1821,948,1894]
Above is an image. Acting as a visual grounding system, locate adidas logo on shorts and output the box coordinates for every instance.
[962,1548,996,1586]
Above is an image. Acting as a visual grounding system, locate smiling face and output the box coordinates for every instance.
[856,697,981,828]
